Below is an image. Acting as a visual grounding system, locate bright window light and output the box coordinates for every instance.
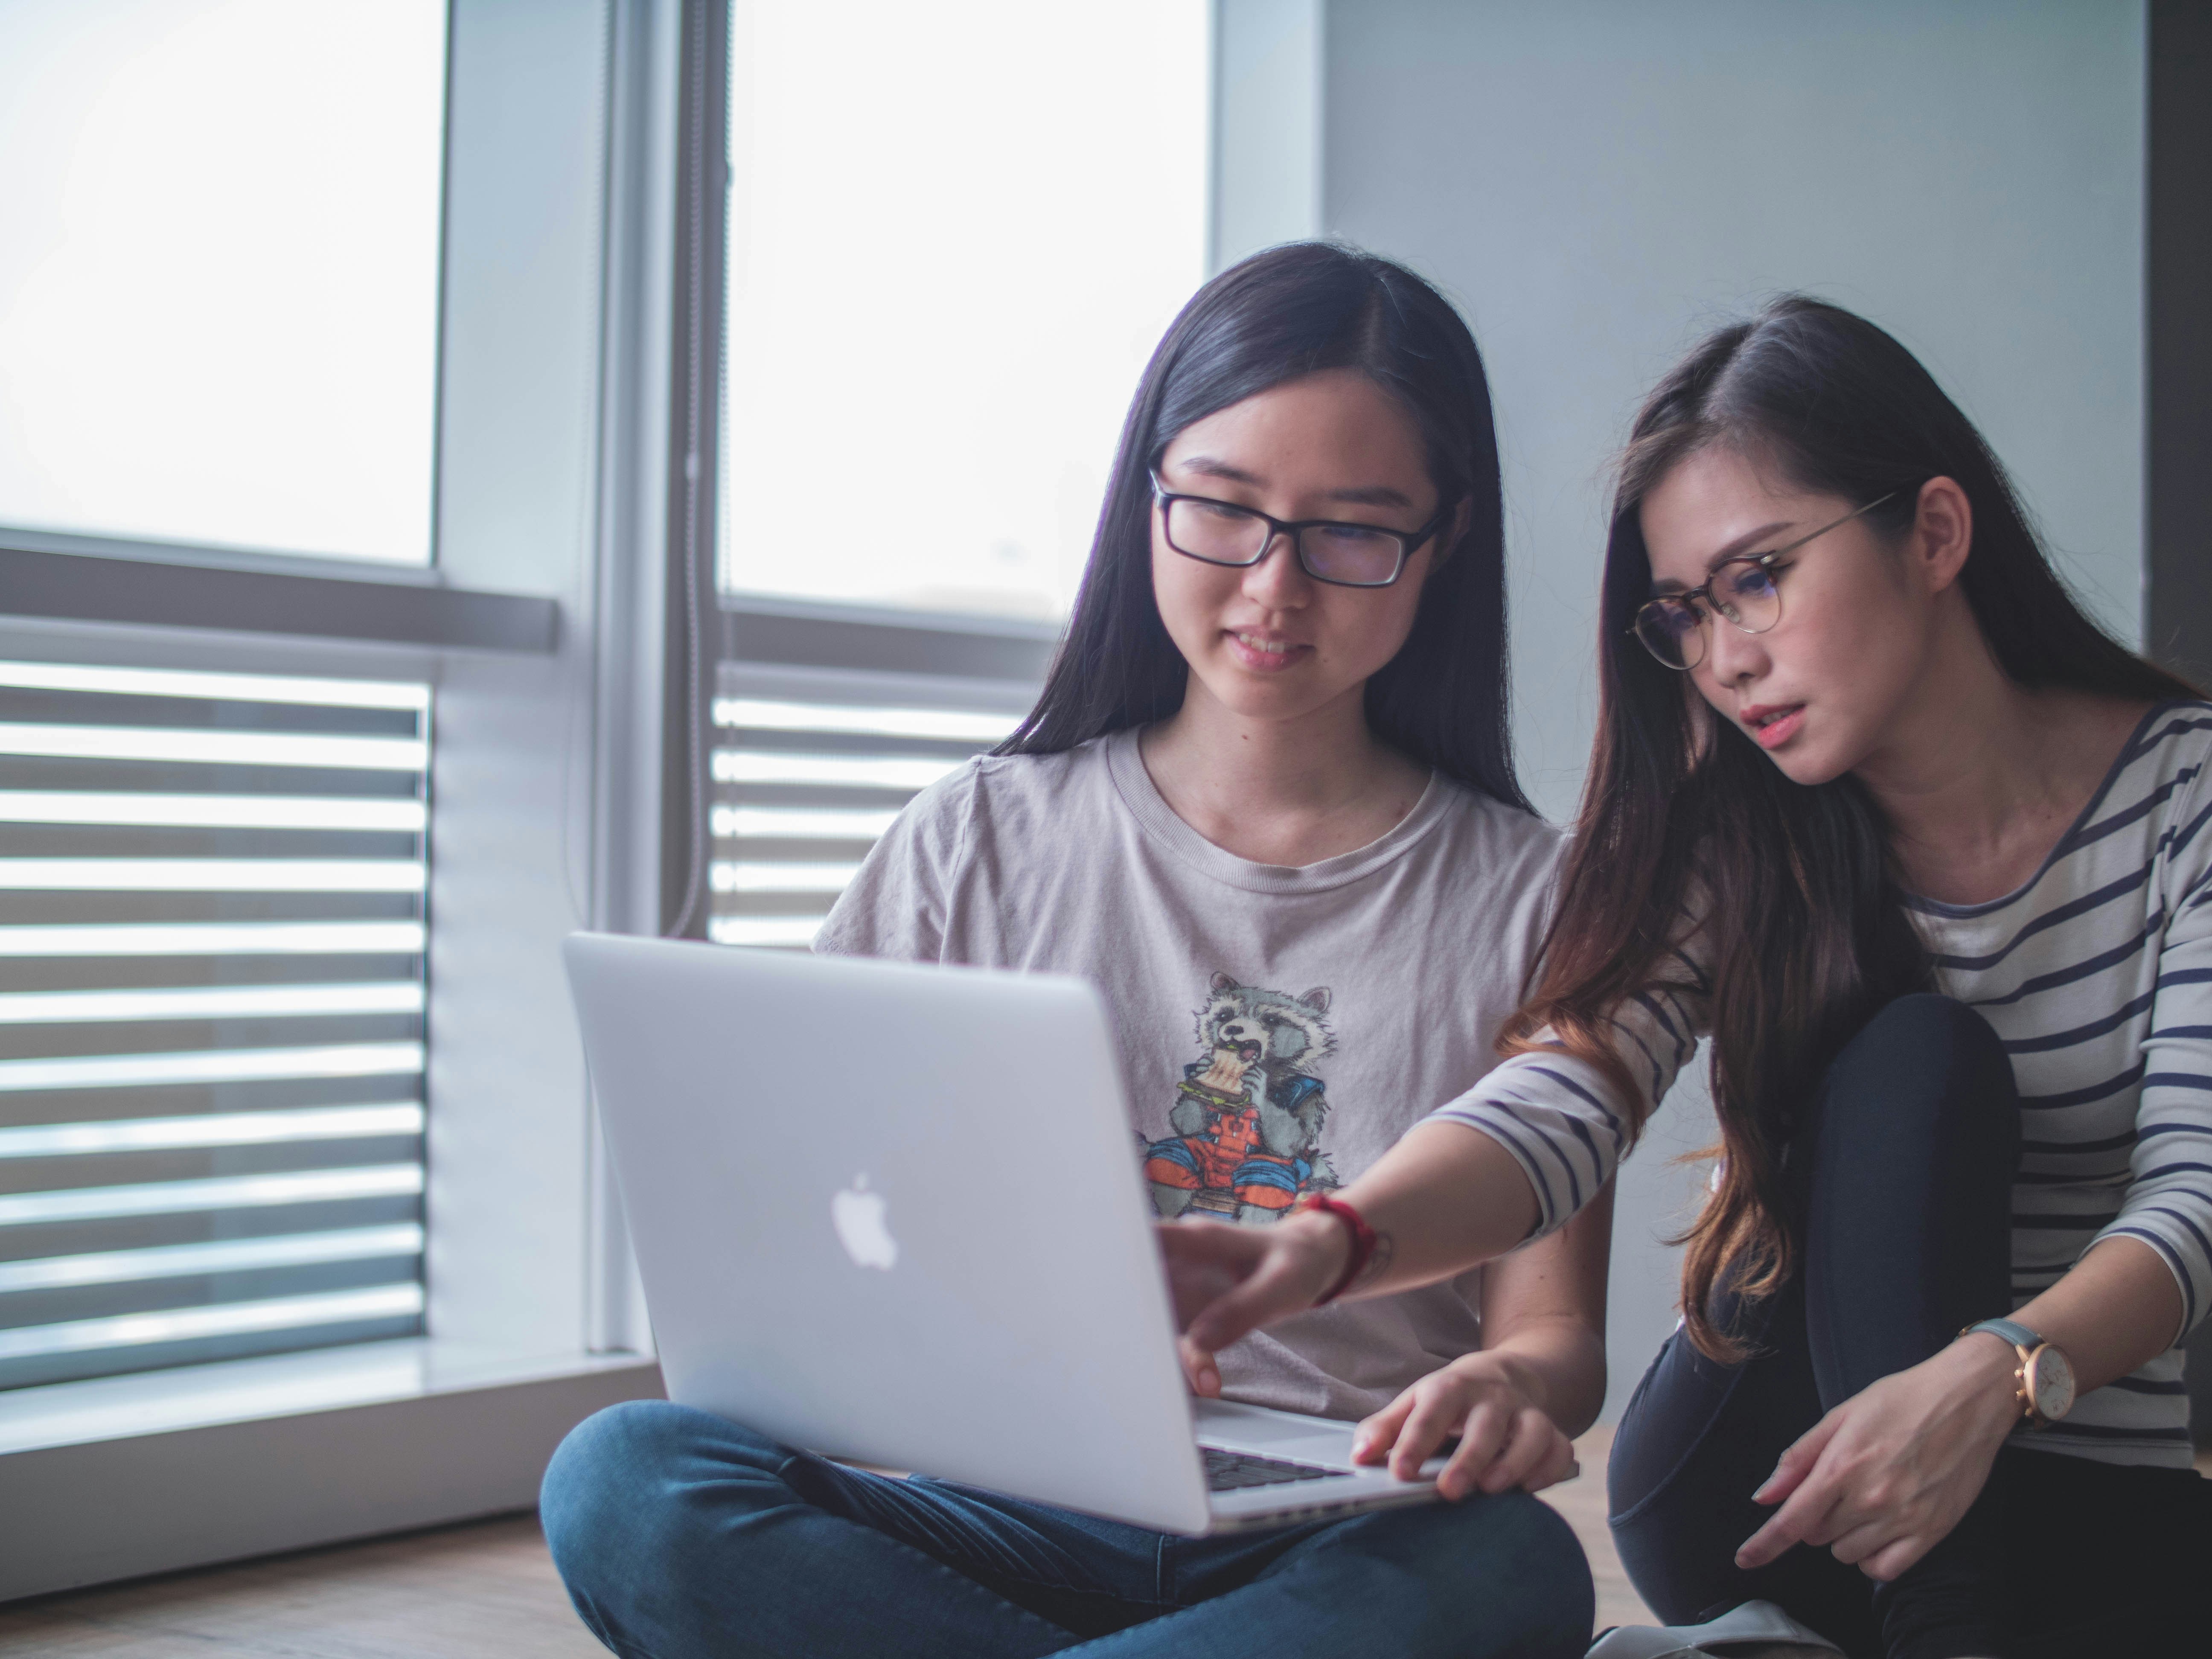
[0,862,425,894]
[0,1284,427,1362]
[713,699,1022,744]
[710,862,862,894]
[0,1042,425,1094]
[722,0,1209,620]
[0,792,429,832]
[711,752,966,791]
[0,921,428,957]
[0,1224,424,1294]
[707,916,824,949]
[0,984,424,1027]
[0,661,431,711]
[0,724,428,772]
[0,1104,425,1157]
[710,806,903,841]
[0,1,446,563]
[0,1166,425,1228]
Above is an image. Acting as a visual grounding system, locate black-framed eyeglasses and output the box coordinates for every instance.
[1149,473,1453,589]
[1628,492,1899,670]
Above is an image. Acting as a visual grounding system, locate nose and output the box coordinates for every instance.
[1698,606,1770,691]
[1239,532,1313,609]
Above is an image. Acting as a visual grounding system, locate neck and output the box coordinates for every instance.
[1139,675,1428,865]
[1852,596,2134,901]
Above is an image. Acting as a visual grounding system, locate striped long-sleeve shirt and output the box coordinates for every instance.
[1432,701,2212,1467]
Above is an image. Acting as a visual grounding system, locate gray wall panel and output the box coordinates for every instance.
[1321,0,2148,1416]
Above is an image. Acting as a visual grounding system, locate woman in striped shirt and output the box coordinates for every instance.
[1164,297,2212,1656]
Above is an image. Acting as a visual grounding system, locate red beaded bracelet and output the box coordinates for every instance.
[1291,1191,1377,1305]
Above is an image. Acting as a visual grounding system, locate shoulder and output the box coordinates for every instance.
[2135,700,2212,781]
[1428,779,1568,879]
[2109,701,2212,844]
[885,740,1121,869]
[893,741,1101,825]
[2120,700,2212,774]
[956,740,1115,829]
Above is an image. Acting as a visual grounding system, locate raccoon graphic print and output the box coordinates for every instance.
[1147,975,1339,1225]
[815,729,1563,1420]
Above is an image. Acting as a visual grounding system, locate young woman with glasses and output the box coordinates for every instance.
[1162,297,2212,1657]
[539,242,1609,1659]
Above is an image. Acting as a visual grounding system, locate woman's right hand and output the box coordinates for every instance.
[1157,1212,1348,1395]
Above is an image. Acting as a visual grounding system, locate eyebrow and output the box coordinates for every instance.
[1649,518,1797,592]
[1171,456,1417,512]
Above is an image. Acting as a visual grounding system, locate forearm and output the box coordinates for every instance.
[1168,1121,1555,1377]
[1329,1120,1543,1296]
[2000,1236,2184,1394]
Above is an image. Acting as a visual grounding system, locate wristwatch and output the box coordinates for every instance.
[1960,1317,2076,1428]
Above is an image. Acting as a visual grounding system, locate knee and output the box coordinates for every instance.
[1394,1490,1595,1652]
[1827,995,2014,1147]
[541,1402,678,1574]
[540,1401,778,1592]
[1858,993,2001,1063]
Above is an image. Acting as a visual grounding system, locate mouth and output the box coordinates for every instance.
[1742,704,1805,750]
[1235,1040,1261,1063]
[1225,630,1311,671]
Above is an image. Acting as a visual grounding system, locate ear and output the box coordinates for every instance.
[1210,971,1237,994]
[1429,498,1473,571]
[1909,476,1973,595]
[1297,988,1331,1015]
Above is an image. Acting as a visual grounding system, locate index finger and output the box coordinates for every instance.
[1177,1336,1221,1398]
[1736,1474,1840,1570]
[1154,1219,1266,1326]
[1182,1245,1322,1356]
[1350,1393,1417,1465]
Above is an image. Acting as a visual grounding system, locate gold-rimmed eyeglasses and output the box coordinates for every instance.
[1629,492,1899,670]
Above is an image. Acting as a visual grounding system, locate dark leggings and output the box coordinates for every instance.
[1608,995,2212,1659]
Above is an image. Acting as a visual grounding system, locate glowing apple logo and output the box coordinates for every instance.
[830,1174,899,1271]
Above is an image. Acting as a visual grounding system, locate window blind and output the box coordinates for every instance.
[709,662,1034,949]
[0,660,429,1390]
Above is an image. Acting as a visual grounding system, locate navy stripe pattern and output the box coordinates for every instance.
[1432,702,2212,1468]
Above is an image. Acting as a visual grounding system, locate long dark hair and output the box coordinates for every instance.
[997,242,1529,811]
[1502,295,2196,1360]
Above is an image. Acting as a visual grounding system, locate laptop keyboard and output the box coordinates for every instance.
[1202,1446,1351,1491]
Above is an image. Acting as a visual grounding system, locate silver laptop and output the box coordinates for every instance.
[563,931,1458,1534]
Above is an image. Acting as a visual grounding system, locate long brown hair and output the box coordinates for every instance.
[1506,296,2196,1360]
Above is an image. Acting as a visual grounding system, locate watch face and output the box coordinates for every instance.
[2029,1346,2075,1422]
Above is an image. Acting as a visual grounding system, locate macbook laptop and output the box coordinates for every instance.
[564,931,1465,1535]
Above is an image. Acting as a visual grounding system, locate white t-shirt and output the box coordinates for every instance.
[817,728,1563,1420]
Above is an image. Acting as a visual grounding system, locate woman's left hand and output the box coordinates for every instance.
[1735,1334,2023,1581]
[1350,1353,1579,1500]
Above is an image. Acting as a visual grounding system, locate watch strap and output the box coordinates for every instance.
[1963,1316,2043,1353]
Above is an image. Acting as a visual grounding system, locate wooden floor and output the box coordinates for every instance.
[0,1429,1645,1656]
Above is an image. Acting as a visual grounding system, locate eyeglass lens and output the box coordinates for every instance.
[1633,564,1782,669]
[1164,498,1404,586]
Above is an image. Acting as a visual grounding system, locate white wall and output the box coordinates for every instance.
[1318,0,2148,1416]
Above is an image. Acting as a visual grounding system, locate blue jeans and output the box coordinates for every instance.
[540,1400,1594,1659]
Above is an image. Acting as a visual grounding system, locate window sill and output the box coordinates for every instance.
[0,1338,661,1602]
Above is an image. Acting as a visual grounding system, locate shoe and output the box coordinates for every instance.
[1587,1600,1846,1657]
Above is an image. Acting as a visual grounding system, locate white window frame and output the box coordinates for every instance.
[0,0,679,1598]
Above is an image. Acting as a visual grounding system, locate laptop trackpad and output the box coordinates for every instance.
[1191,1397,1366,1469]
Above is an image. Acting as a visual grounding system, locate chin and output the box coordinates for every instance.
[1764,743,1853,788]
